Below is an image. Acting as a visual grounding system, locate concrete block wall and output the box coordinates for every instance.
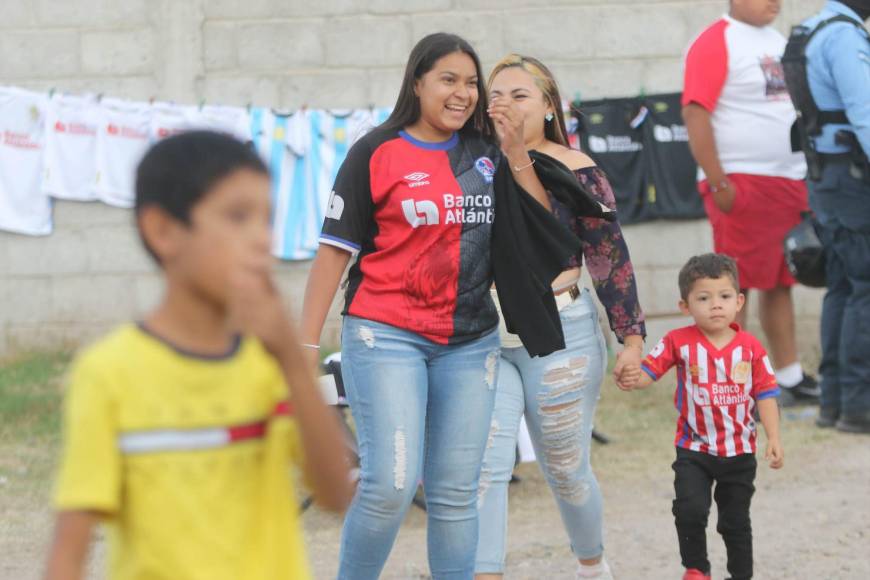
[0,0,826,358]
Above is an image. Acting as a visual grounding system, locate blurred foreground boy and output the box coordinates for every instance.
[44,131,353,580]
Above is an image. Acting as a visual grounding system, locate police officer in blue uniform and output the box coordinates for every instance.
[784,0,870,433]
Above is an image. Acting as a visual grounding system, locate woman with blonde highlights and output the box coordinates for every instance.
[475,54,646,579]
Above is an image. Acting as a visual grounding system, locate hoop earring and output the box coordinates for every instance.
[545,112,554,122]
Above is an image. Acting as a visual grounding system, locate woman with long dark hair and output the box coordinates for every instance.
[474,54,646,580]
[298,34,579,579]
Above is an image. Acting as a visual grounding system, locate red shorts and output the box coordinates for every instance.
[700,173,809,290]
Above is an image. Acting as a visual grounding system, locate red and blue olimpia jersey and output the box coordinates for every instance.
[319,128,501,344]
[642,323,779,457]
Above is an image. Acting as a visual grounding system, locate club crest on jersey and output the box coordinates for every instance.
[732,361,751,384]
[474,157,495,183]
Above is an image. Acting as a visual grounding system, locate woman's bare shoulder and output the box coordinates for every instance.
[543,144,597,171]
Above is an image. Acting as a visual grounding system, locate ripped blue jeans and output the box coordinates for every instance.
[475,290,607,573]
[338,316,500,580]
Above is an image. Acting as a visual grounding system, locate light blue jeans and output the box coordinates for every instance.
[475,290,607,573]
[338,315,501,580]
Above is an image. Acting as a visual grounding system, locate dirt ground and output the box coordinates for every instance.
[301,417,870,580]
[2,373,869,580]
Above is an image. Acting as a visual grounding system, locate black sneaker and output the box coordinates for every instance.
[835,412,870,434]
[816,407,839,428]
[778,374,820,408]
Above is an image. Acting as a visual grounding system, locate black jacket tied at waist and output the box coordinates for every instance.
[492,150,616,357]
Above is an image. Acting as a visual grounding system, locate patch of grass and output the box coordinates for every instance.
[0,351,71,443]
[592,374,680,481]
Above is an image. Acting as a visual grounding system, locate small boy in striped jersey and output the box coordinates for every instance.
[44,131,352,580]
[617,253,783,580]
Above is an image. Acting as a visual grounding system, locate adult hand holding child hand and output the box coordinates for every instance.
[613,344,643,391]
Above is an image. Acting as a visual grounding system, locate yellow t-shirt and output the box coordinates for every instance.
[54,324,311,580]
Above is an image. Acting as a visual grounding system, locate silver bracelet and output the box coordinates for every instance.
[301,343,321,350]
[511,158,535,172]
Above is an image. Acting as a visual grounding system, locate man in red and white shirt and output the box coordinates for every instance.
[682,0,818,407]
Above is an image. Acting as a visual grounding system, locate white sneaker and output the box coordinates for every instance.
[577,557,613,580]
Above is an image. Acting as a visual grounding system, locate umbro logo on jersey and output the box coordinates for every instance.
[325,191,345,220]
[404,172,430,188]
[401,199,439,228]
[54,121,67,132]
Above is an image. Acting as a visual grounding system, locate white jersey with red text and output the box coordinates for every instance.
[42,94,99,202]
[150,103,251,143]
[0,87,51,235]
[94,98,151,208]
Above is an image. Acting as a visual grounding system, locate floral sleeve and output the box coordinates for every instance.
[575,167,646,342]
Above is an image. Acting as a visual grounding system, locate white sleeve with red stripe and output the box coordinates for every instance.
[681,18,729,112]
[642,333,676,380]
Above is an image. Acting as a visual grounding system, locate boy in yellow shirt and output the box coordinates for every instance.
[44,131,354,580]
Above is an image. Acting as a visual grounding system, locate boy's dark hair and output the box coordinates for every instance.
[134,130,268,262]
[678,253,740,299]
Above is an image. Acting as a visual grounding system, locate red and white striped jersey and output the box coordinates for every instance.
[642,323,779,457]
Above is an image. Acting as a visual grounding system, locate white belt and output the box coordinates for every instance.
[554,284,581,311]
[494,284,582,349]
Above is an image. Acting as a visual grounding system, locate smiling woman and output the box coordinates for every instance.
[474,53,647,580]
[380,35,491,143]
[298,33,583,580]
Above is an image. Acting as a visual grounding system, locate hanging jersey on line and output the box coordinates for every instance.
[0,87,51,236]
[150,103,251,143]
[94,98,151,208]
[42,93,99,202]
[250,108,313,261]
[307,109,380,253]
